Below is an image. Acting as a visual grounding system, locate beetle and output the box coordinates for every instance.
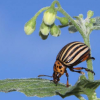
[38,41,95,87]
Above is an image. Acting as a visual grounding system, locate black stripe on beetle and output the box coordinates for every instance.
[61,42,83,61]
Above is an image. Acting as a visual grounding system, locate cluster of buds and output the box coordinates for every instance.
[39,6,60,39]
[24,3,69,40]
[85,10,96,29]
[39,6,62,39]
[68,10,96,34]
[24,0,99,39]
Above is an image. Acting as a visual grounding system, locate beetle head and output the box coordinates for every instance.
[53,60,66,85]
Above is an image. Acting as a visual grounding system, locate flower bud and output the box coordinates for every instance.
[87,23,93,29]
[50,24,61,37]
[79,14,83,18]
[87,10,94,18]
[90,18,96,23]
[43,7,57,25]
[40,22,50,36]
[57,17,69,25]
[24,18,36,35]
[39,31,48,40]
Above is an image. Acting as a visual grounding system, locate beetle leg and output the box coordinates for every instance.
[69,68,85,75]
[71,67,95,75]
[87,57,95,60]
[81,53,95,62]
[65,70,70,87]
[81,67,95,75]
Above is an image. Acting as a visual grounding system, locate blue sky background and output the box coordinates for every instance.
[0,0,100,100]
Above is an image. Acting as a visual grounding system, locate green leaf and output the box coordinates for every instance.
[93,17,100,26]
[56,75,100,98]
[0,78,66,97]
[0,75,100,98]
[68,16,85,33]
[93,17,100,30]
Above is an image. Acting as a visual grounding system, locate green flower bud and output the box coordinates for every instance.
[88,23,93,29]
[43,7,57,25]
[79,14,83,18]
[56,16,69,25]
[40,22,50,36]
[24,18,36,35]
[87,10,94,18]
[39,31,48,40]
[50,24,61,37]
[90,18,96,23]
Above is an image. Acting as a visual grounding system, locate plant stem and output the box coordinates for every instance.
[88,96,93,100]
[34,7,49,19]
[56,8,85,38]
[83,35,94,80]
[88,92,94,100]
[58,22,72,28]
[75,94,86,100]
[51,0,61,8]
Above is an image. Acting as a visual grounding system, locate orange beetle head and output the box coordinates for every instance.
[53,60,66,85]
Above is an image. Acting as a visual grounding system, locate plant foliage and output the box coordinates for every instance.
[0,75,100,99]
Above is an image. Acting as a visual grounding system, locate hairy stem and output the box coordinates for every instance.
[88,92,94,100]
[56,8,84,38]
[83,35,94,80]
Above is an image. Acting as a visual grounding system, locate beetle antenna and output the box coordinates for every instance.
[38,75,53,78]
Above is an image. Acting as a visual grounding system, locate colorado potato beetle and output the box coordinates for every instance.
[38,41,95,87]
